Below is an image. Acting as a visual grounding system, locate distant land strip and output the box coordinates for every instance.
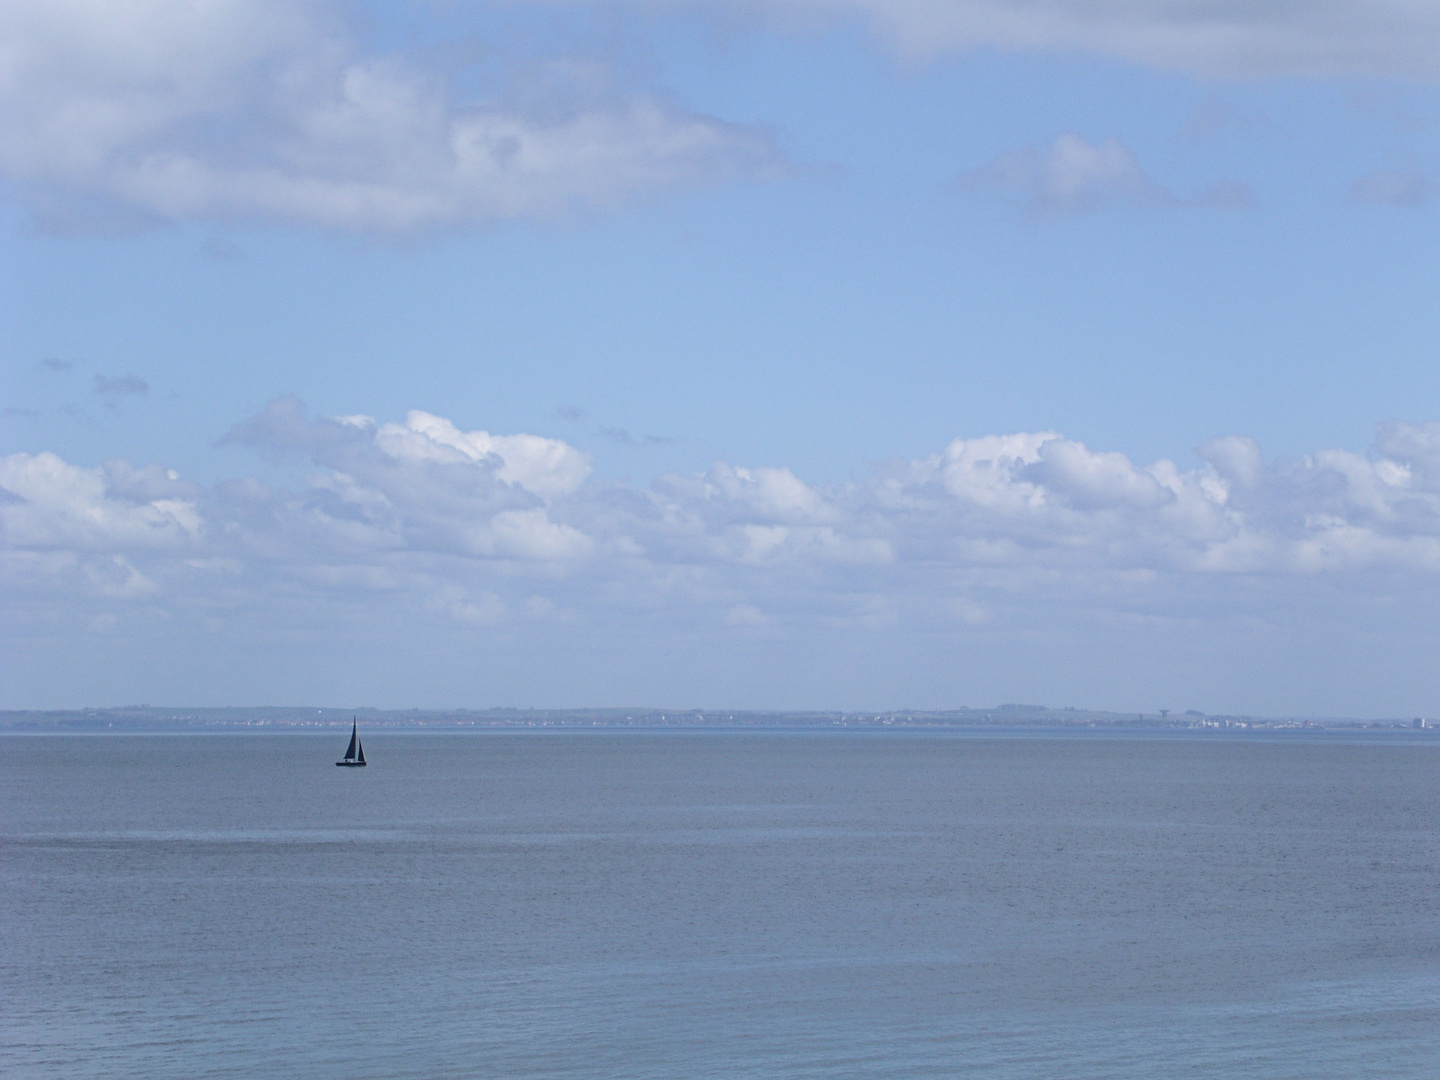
[0,706,1432,732]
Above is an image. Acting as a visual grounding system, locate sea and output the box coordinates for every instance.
[3,729,1437,1079]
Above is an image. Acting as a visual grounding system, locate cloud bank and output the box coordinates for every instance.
[5,403,1438,699]
[0,0,780,234]
[6,402,1439,711]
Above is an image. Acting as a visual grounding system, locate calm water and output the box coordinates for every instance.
[3,730,1437,1079]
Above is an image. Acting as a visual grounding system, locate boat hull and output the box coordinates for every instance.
[335,761,367,767]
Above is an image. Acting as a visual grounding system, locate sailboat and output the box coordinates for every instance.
[336,717,367,767]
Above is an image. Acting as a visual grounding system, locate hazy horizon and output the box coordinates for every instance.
[5,703,1432,730]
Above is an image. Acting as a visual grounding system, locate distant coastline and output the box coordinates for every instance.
[0,705,1431,733]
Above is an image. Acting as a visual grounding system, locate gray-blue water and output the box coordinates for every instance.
[3,730,1437,1078]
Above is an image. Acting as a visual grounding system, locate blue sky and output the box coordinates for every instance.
[2,1,1438,714]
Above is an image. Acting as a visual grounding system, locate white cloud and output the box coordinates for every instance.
[765,0,1440,80]
[7,408,1440,711]
[5,1,1427,236]
[0,451,203,552]
[372,412,591,500]
[217,398,593,561]
[659,461,837,525]
[0,0,780,234]
[8,405,1439,606]
[1376,420,1440,488]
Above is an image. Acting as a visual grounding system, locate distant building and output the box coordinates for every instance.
[1415,718,1430,729]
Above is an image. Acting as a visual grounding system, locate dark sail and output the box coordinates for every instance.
[336,716,367,766]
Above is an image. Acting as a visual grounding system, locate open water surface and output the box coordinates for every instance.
[3,730,1437,1078]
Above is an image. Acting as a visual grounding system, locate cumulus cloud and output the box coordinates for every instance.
[0,452,201,552]
[217,397,594,561]
[767,0,1440,80]
[224,396,592,499]
[7,404,1440,626]
[7,406,1440,709]
[0,0,781,234]
[369,411,592,500]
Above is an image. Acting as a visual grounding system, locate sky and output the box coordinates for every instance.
[1,0,1437,715]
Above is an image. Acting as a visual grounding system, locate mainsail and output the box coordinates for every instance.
[337,716,367,766]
